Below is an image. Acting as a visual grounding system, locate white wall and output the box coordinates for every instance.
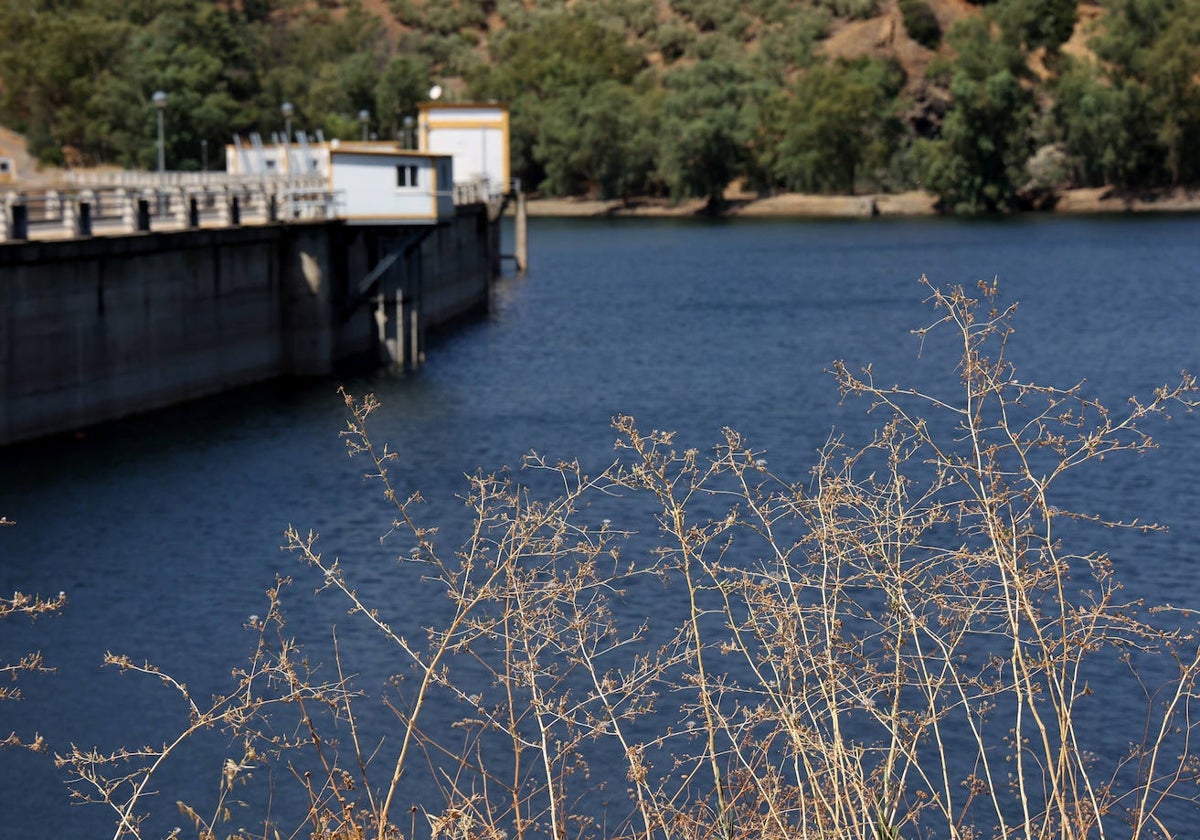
[332,152,452,222]
[420,105,510,193]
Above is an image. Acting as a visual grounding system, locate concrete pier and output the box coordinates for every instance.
[0,205,496,446]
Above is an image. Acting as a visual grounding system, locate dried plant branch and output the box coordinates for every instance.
[40,279,1200,840]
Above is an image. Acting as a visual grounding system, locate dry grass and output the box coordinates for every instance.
[46,279,1200,840]
[1,522,66,749]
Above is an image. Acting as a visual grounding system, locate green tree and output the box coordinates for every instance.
[773,56,906,194]
[1143,0,1200,182]
[658,59,754,205]
[534,79,663,199]
[0,1,132,165]
[470,9,646,191]
[1052,59,1161,187]
[993,0,1078,53]
[917,16,1036,212]
[374,56,432,145]
[900,0,942,49]
[1056,0,1200,187]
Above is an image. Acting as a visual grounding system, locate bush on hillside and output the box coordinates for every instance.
[901,0,942,48]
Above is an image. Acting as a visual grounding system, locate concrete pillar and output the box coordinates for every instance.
[46,189,60,222]
[0,192,14,241]
[410,305,423,368]
[374,296,388,364]
[218,187,233,226]
[120,189,137,232]
[62,197,79,236]
[380,292,404,366]
[395,293,406,368]
[174,188,190,228]
[515,191,528,273]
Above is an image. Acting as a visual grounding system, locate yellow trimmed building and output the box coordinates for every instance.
[418,102,511,198]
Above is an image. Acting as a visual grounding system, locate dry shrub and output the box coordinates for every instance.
[54,279,1200,839]
[2,521,66,751]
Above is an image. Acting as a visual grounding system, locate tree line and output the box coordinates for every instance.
[1,0,1198,213]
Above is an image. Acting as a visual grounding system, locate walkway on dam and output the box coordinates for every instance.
[0,170,502,243]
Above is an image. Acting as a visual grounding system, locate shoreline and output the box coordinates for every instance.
[521,187,1200,219]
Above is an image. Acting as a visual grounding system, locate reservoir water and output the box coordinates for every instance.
[2,214,1199,837]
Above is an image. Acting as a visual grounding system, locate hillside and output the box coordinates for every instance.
[1,0,1197,213]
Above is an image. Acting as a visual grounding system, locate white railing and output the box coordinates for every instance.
[1,172,514,243]
[1,178,339,242]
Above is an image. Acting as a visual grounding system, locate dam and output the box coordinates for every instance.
[0,103,525,447]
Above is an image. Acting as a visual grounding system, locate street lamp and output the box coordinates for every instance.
[152,90,167,175]
[279,102,294,216]
[403,115,415,150]
[281,101,293,144]
[358,109,370,142]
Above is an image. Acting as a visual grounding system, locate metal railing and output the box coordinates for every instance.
[1,178,338,242]
[1,173,517,244]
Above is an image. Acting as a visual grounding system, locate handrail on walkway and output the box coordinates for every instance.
[2,173,522,244]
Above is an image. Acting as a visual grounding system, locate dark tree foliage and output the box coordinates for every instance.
[994,0,1078,52]
[900,0,942,49]
[1,0,1197,208]
[916,16,1036,212]
[774,57,906,194]
[1086,0,1200,184]
[658,60,755,205]
[469,9,648,194]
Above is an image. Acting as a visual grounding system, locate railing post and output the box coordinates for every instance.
[175,188,189,229]
[62,196,79,236]
[46,189,61,223]
[1,192,14,241]
[218,187,233,226]
[121,189,137,232]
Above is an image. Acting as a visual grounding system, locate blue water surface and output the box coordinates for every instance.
[2,214,1198,837]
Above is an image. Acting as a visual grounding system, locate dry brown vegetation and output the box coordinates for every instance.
[47,280,1200,839]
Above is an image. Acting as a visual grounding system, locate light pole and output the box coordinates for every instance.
[153,90,168,217]
[279,102,294,216]
[403,115,414,150]
[358,109,370,142]
[152,90,167,175]
[281,101,293,144]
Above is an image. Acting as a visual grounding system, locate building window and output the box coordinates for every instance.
[0,159,11,173]
[397,165,419,188]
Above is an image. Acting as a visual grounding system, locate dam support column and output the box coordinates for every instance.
[515,191,528,273]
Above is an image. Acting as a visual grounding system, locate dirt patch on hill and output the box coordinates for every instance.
[0,125,43,183]
[820,0,979,87]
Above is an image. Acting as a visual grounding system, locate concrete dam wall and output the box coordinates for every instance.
[0,204,496,446]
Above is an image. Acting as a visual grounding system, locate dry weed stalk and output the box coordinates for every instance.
[2,514,67,751]
[47,280,1200,840]
[53,578,362,840]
